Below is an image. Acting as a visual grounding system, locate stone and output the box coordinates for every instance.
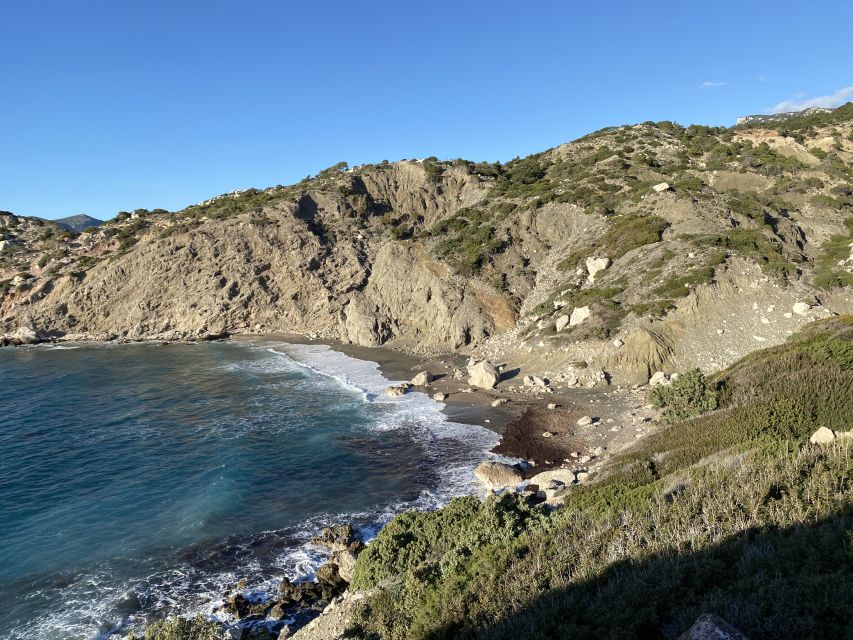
[473,461,522,489]
[576,415,594,426]
[652,182,671,193]
[677,614,748,640]
[523,374,548,388]
[591,446,604,457]
[491,398,508,407]
[467,359,500,389]
[330,549,358,583]
[10,326,39,344]
[585,256,610,282]
[792,301,812,316]
[312,525,357,552]
[542,431,554,438]
[612,338,623,348]
[809,426,836,445]
[569,305,591,326]
[528,468,575,487]
[547,403,557,409]
[432,392,447,402]
[555,314,570,332]
[574,471,590,483]
[385,384,409,397]
[649,371,669,386]
[411,371,433,386]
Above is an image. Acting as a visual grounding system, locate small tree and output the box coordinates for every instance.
[650,368,717,421]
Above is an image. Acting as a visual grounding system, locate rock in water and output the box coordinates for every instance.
[677,614,748,639]
[385,383,412,396]
[467,359,499,389]
[411,371,433,386]
[312,525,357,551]
[473,461,522,489]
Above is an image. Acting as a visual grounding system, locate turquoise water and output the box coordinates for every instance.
[0,340,499,639]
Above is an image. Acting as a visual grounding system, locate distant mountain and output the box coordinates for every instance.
[53,214,104,232]
[735,107,832,126]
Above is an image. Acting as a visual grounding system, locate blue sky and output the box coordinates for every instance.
[1,1,851,220]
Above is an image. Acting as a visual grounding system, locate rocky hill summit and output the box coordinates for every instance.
[2,104,852,384]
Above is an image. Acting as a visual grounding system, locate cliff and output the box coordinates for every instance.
[2,104,853,384]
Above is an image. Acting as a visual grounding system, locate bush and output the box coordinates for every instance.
[650,368,718,421]
[129,616,223,640]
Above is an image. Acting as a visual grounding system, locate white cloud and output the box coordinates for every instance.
[767,86,853,114]
[698,81,727,89]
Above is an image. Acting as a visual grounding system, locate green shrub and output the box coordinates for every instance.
[650,368,718,421]
[129,616,223,640]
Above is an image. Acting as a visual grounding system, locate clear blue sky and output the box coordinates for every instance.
[1,0,851,220]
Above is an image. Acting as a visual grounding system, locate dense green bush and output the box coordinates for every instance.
[129,616,223,640]
[650,368,718,421]
[347,317,853,640]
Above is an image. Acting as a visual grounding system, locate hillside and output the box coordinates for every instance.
[2,104,853,385]
[52,214,104,233]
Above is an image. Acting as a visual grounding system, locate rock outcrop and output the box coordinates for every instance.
[473,462,523,489]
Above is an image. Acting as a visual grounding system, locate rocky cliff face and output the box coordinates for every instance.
[3,105,853,384]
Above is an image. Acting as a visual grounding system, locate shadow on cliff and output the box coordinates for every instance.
[417,508,852,640]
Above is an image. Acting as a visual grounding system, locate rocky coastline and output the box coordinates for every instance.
[159,337,671,640]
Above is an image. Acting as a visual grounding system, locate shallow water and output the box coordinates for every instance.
[0,341,500,639]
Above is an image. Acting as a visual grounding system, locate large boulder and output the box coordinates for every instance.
[473,461,522,489]
[312,525,357,552]
[411,371,433,386]
[467,359,499,389]
[792,301,812,316]
[809,426,836,445]
[585,256,610,282]
[569,306,591,326]
[9,326,39,345]
[677,614,748,640]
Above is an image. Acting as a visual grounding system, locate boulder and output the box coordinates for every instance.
[529,468,575,487]
[809,426,836,445]
[331,549,359,583]
[576,415,595,426]
[9,326,39,345]
[652,182,671,193]
[473,461,522,489]
[411,371,433,386]
[555,314,570,332]
[522,374,548,388]
[792,301,812,316]
[649,371,669,386]
[432,392,447,402]
[467,359,499,389]
[677,614,748,640]
[585,256,610,281]
[569,306,591,326]
[312,525,357,552]
[385,385,407,396]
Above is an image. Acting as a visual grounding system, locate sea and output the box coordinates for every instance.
[0,340,502,639]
